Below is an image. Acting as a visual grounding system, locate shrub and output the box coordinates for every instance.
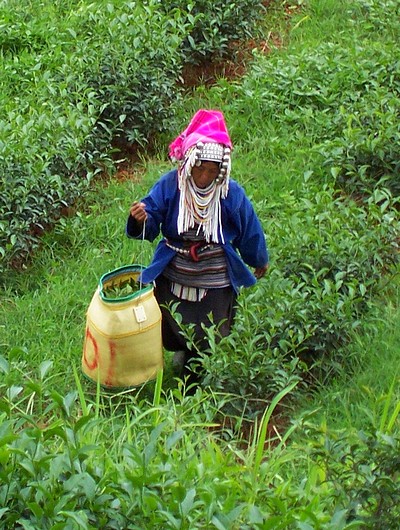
[65,1,189,146]
[0,362,365,530]
[0,1,189,274]
[266,183,399,354]
[0,0,269,275]
[306,425,400,528]
[160,0,266,64]
[222,38,400,195]
[317,92,400,195]
[0,92,110,270]
[196,183,399,414]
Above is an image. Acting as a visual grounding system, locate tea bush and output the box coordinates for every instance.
[358,0,400,36]
[0,91,109,269]
[317,91,400,196]
[199,183,399,413]
[304,424,400,528]
[219,36,400,195]
[160,0,266,64]
[0,0,267,276]
[65,1,188,146]
[0,1,186,273]
[0,366,370,529]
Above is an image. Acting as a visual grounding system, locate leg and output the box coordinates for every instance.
[155,275,237,382]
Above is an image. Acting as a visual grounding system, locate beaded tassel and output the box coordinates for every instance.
[177,144,231,243]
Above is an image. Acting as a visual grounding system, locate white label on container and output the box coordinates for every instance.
[133,305,147,323]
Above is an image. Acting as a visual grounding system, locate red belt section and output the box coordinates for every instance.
[189,242,203,262]
[165,240,212,262]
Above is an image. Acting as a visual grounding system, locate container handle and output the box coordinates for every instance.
[138,219,146,293]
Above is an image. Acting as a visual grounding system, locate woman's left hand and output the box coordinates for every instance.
[254,264,269,279]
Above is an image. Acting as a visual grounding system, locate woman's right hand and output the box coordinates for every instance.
[130,202,147,224]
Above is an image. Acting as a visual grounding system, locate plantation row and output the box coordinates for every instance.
[184,4,400,413]
[0,0,399,419]
[200,184,399,414]
[0,0,400,528]
[0,0,266,275]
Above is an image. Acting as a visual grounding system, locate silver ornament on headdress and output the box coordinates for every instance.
[197,142,225,163]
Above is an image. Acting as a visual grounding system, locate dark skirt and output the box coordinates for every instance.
[154,274,237,363]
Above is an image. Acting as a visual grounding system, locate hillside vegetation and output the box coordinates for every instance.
[0,0,265,274]
[0,0,399,528]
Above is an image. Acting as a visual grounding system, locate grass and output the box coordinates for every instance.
[0,0,398,440]
[0,175,181,394]
[0,0,399,527]
[296,277,400,433]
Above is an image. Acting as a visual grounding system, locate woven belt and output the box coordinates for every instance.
[165,240,213,262]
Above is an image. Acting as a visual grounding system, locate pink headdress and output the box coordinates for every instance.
[169,110,233,243]
[168,109,233,162]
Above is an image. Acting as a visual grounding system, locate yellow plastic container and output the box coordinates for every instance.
[82,265,163,388]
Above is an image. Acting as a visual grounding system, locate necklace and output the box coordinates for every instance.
[186,179,217,223]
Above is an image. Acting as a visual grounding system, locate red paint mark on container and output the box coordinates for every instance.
[83,328,99,370]
[105,340,117,386]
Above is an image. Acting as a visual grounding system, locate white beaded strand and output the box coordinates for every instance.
[177,142,231,243]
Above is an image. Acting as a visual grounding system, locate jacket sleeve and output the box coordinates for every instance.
[126,171,173,242]
[232,192,269,268]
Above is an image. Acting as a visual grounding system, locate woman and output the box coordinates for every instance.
[126,109,269,383]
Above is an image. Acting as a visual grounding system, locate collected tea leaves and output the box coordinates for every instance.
[103,277,140,298]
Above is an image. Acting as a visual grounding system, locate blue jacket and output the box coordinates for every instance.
[126,169,268,292]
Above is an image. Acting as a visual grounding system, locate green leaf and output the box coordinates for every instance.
[166,429,185,450]
[0,356,9,374]
[6,386,23,401]
[39,360,53,380]
[180,487,196,517]
[27,502,44,519]
[58,510,89,528]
